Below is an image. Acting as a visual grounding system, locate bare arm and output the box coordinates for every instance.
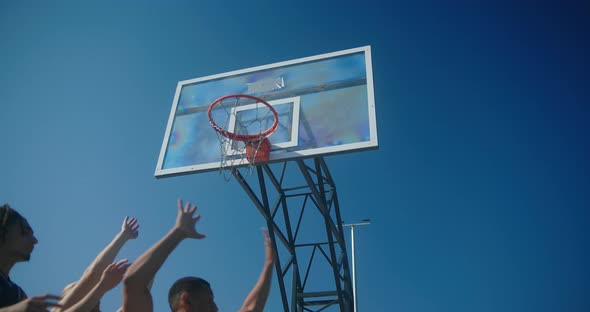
[239,229,276,312]
[114,277,153,312]
[62,259,130,312]
[57,217,139,311]
[123,199,205,312]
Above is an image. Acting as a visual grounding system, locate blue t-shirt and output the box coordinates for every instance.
[0,273,25,308]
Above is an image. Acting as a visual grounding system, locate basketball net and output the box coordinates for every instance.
[208,94,278,179]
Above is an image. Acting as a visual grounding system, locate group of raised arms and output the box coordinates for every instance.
[0,199,275,312]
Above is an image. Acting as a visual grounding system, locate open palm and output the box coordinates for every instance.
[174,198,206,239]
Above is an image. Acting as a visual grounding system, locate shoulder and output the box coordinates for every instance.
[0,274,9,288]
[0,277,26,307]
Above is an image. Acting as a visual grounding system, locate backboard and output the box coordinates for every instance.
[155,46,377,177]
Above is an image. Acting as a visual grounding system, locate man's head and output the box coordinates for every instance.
[0,204,38,263]
[168,277,218,312]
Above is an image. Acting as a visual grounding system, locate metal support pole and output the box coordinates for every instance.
[351,225,357,312]
[343,220,370,312]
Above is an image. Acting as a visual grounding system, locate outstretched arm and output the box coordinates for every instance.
[115,277,153,312]
[123,199,205,312]
[63,259,130,312]
[57,217,139,311]
[239,229,276,312]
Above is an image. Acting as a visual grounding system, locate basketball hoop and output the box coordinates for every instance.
[208,94,279,166]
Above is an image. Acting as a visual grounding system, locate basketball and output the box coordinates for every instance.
[246,138,272,163]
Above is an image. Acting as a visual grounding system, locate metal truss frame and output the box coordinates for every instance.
[232,157,353,312]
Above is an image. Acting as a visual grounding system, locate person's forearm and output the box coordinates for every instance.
[59,232,128,309]
[240,260,274,312]
[61,281,109,312]
[86,232,128,276]
[124,229,184,289]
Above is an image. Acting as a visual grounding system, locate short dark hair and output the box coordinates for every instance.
[168,276,211,311]
[0,204,28,241]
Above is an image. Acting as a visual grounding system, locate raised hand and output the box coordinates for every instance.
[238,229,276,312]
[120,216,139,240]
[10,294,62,311]
[99,259,131,291]
[173,198,206,239]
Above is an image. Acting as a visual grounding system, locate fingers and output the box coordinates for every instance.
[32,294,62,302]
[114,262,132,275]
[177,198,199,217]
[113,259,131,272]
[122,216,140,239]
[128,218,139,232]
[101,259,131,291]
[193,214,201,222]
[191,232,206,239]
[174,198,207,239]
[115,258,129,266]
[127,217,138,227]
[178,198,198,214]
[105,259,131,273]
[177,198,184,213]
[119,262,132,272]
[184,202,196,214]
[29,294,63,309]
[126,217,138,228]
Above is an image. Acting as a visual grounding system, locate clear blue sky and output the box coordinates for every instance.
[1,1,588,311]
